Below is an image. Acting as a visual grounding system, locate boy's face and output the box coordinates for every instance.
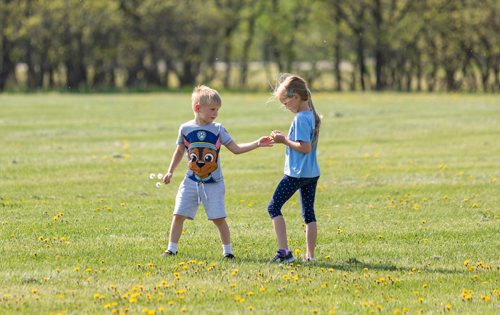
[195,103,221,124]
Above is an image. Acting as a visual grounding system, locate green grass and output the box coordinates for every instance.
[1,92,499,314]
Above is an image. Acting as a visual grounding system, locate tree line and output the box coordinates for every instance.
[0,0,498,92]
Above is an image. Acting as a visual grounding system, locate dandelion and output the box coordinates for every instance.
[157,173,163,179]
[259,287,266,292]
[234,296,245,303]
[282,274,291,281]
[246,291,254,296]
[149,173,156,179]
[481,295,490,302]
[462,288,474,301]
[247,306,254,311]
[444,304,452,312]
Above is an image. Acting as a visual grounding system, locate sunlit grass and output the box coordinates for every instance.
[0,92,499,314]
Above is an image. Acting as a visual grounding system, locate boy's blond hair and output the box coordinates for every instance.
[192,85,222,109]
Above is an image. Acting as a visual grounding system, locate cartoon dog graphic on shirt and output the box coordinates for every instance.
[183,130,220,183]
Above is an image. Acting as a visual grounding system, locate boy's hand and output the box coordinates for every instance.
[270,130,287,144]
[162,172,173,185]
[258,136,274,147]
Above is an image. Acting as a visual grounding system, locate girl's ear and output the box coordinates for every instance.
[194,104,200,112]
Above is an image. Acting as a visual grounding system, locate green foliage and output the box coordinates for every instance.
[0,93,499,314]
[1,0,499,91]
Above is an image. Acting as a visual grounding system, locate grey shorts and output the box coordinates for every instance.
[173,178,226,220]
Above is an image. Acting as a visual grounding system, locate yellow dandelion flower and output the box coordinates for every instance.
[283,274,291,281]
[402,307,409,314]
[167,300,174,305]
[248,305,254,311]
[481,295,490,302]
[444,304,452,311]
[31,289,38,294]
[394,308,401,314]
[259,287,266,292]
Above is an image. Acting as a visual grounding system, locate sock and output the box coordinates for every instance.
[223,244,233,255]
[168,242,178,254]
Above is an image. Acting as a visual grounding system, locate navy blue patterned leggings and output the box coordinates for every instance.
[267,175,319,224]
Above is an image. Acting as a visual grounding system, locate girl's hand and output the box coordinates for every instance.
[162,172,173,185]
[271,130,287,144]
[258,136,274,147]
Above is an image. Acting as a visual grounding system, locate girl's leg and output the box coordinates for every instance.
[267,176,302,251]
[305,221,317,259]
[299,177,319,259]
[272,216,288,250]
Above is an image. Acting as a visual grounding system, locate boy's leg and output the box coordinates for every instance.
[211,218,230,244]
[211,218,233,256]
[164,214,187,255]
[169,214,187,243]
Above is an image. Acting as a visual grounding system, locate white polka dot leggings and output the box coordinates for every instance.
[267,175,319,224]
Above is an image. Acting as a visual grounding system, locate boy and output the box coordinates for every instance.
[162,85,273,259]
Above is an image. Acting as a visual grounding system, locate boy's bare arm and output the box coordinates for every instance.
[163,145,185,184]
[225,136,273,155]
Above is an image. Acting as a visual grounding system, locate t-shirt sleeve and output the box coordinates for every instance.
[292,114,313,143]
[219,125,233,145]
[176,125,184,146]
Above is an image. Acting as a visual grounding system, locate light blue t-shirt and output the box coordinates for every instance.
[284,111,320,178]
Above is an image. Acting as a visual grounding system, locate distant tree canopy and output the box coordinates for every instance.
[0,0,498,92]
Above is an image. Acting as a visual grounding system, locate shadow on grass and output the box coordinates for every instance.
[231,256,463,275]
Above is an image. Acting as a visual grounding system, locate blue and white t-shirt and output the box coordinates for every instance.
[177,121,232,183]
[284,111,320,178]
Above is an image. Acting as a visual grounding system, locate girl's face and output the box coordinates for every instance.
[279,91,300,113]
[195,103,220,124]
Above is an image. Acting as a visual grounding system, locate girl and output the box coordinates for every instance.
[268,74,321,263]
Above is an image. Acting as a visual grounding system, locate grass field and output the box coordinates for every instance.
[0,92,499,314]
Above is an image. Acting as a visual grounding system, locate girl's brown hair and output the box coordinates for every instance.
[274,74,321,145]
